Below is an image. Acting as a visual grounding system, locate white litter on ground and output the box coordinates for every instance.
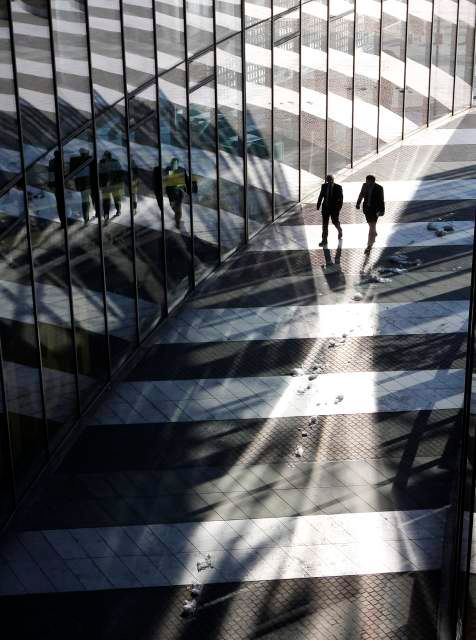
[308,374,317,381]
[301,430,308,437]
[309,416,318,425]
[197,554,214,572]
[328,340,336,348]
[295,446,304,457]
[292,367,305,376]
[182,600,197,618]
[190,584,202,597]
[353,293,363,301]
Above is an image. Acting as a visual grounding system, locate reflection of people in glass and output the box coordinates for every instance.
[69,148,95,224]
[163,157,188,229]
[99,150,124,222]
[153,165,164,215]
[131,159,139,215]
[48,150,66,228]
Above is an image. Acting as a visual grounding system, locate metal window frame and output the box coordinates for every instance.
[427,0,436,126]
[212,0,222,263]
[119,0,141,346]
[7,1,49,462]
[241,0,249,242]
[271,4,275,222]
[325,0,330,176]
[84,0,113,382]
[183,0,196,290]
[46,0,82,420]
[298,0,302,202]
[350,0,357,167]
[376,0,384,151]
[452,0,461,115]
[401,0,410,139]
[152,0,170,318]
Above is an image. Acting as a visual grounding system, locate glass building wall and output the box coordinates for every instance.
[0,0,473,529]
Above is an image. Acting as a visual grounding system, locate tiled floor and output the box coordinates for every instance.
[1,112,475,639]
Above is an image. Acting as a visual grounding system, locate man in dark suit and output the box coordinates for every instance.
[316,174,343,246]
[356,174,385,255]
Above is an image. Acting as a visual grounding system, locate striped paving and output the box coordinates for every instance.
[2,112,474,636]
[0,510,447,594]
[255,221,474,251]
[155,301,469,343]
[89,369,465,424]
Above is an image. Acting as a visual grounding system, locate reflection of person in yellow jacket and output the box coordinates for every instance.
[163,157,188,229]
[99,150,124,222]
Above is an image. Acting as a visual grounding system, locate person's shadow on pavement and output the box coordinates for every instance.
[321,239,346,291]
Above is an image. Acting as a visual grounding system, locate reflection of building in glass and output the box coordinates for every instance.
[0,0,475,551]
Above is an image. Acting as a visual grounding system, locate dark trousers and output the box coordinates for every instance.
[364,209,378,247]
[322,209,342,240]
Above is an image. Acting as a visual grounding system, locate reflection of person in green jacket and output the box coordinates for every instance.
[99,150,124,221]
[163,157,188,229]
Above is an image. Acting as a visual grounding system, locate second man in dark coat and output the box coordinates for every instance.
[356,174,385,254]
[316,174,343,246]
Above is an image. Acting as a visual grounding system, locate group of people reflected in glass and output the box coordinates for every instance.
[45,148,200,232]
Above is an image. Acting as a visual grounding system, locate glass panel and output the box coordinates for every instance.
[51,0,92,138]
[245,0,271,28]
[379,0,407,146]
[0,354,14,526]
[129,85,166,338]
[274,8,299,39]
[63,132,109,407]
[405,0,432,133]
[186,0,213,57]
[430,0,458,121]
[96,102,137,370]
[123,0,155,92]
[354,0,380,161]
[273,0,299,17]
[454,0,476,113]
[189,50,214,88]
[217,34,245,258]
[11,0,57,166]
[274,34,300,215]
[0,0,21,189]
[246,21,272,234]
[189,55,219,281]
[0,186,46,492]
[301,0,327,197]
[155,0,185,73]
[328,0,354,174]
[26,151,79,442]
[215,0,241,42]
[159,65,193,308]
[88,0,124,111]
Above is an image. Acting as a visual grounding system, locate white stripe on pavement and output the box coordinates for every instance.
[0,509,446,593]
[88,369,465,424]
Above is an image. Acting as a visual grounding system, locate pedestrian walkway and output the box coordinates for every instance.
[1,111,475,639]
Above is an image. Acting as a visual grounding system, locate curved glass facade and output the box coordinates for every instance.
[0,0,474,528]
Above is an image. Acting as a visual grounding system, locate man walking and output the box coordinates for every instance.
[316,174,343,246]
[356,174,385,254]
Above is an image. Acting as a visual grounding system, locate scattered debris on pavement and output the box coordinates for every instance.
[335,394,344,404]
[197,553,214,572]
[295,446,304,457]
